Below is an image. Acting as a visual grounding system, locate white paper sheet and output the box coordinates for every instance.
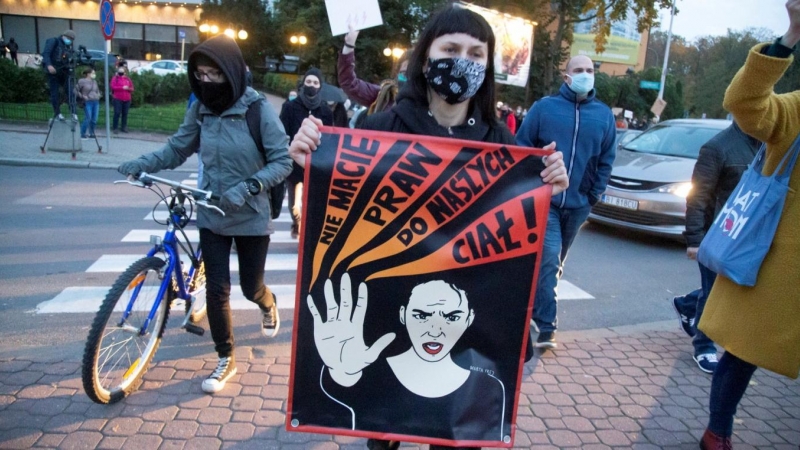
[324,0,384,37]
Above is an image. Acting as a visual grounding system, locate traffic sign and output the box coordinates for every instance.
[100,0,116,41]
[639,80,660,90]
[178,30,186,40]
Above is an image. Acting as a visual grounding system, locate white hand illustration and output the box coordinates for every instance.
[307,273,396,387]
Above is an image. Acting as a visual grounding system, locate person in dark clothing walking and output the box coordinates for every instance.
[279,67,333,239]
[0,37,6,59]
[117,35,292,395]
[287,6,569,448]
[672,122,761,375]
[7,38,19,66]
[42,30,78,120]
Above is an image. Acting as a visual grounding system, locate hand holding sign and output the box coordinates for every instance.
[307,273,396,387]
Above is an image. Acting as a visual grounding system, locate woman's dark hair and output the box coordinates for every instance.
[82,67,94,76]
[402,4,498,125]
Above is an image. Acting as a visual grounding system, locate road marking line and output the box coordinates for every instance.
[86,253,299,272]
[36,285,298,314]
[558,280,594,300]
[146,210,292,224]
[123,230,297,244]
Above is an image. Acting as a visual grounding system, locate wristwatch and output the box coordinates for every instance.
[244,178,262,196]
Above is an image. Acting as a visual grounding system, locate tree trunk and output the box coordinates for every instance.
[545,2,568,95]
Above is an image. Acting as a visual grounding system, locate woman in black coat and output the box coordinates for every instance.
[279,67,333,238]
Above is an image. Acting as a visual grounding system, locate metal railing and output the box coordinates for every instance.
[0,102,184,132]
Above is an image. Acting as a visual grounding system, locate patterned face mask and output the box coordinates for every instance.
[425,57,486,105]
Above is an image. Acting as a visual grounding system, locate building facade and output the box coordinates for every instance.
[0,0,202,63]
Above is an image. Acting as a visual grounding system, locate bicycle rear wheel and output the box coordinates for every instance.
[82,257,172,404]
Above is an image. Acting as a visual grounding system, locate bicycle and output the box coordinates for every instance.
[82,172,223,404]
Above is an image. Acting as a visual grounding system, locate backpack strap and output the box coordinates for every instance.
[245,96,266,164]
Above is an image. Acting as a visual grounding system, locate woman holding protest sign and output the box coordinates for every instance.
[289,5,567,450]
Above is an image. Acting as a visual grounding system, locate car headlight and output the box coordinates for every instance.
[657,182,692,198]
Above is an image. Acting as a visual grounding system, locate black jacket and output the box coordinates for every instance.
[360,97,514,145]
[42,37,71,73]
[683,123,761,247]
[280,97,333,183]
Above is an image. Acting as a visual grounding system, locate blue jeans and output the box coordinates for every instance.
[674,262,717,355]
[81,100,99,137]
[533,205,591,333]
[708,351,757,436]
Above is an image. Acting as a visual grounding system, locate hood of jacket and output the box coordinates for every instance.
[389,96,491,141]
[188,35,247,114]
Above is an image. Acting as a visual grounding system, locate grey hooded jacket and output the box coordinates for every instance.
[131,86,291,235]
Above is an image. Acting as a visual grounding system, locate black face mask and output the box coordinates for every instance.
[425,57,486,105]
[199,81,234,115]
[303,85,319,97]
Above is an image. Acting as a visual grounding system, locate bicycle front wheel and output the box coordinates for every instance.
[81,257,172,404]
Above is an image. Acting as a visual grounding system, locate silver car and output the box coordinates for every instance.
[589,119,732,239]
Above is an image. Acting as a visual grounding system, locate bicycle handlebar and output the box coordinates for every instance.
[115,172,225,216]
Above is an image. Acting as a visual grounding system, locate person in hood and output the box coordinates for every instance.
[279,67,333,239]
[42,30,78,120]
[515,54,616,352]
[117,35,292,395]
[286,6,568,449]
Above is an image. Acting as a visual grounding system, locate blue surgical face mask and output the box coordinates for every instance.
[397,72,407,89]
[567,72,594,95]
[289,94,297,101]
[63,38,72,46]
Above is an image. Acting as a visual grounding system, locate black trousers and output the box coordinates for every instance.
[48,71,74,116]
[199,229,275,357]
[112,98,130,131]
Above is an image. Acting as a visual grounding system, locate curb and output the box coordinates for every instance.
[0,158,196,171]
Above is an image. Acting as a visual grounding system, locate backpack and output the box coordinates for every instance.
[245,97,286,220]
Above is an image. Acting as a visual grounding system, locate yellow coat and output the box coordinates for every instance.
[699,44,800,379]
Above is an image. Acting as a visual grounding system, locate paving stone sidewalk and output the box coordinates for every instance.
[1,329,799,450]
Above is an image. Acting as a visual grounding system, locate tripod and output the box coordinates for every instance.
[40,65,103,159]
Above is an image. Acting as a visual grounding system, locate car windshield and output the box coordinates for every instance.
[623,124,724,159]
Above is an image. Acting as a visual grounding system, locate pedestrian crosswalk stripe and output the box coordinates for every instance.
[123,230,297,244]
[557,280,594,300]
[86,253,299,273]
[147,210,292,224]
[36,285,298,314]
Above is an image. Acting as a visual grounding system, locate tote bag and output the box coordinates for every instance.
[697,134,800,286]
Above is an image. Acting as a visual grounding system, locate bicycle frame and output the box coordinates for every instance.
[116,173,220,337]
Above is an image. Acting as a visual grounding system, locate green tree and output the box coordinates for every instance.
[199,0,275,70]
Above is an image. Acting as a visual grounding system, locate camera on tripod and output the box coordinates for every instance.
[65,45,93,72]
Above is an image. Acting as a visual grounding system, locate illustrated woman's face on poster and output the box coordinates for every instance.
[400,280,474,363]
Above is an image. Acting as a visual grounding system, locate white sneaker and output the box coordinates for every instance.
[201,356,237,393]
[56,113,65,121]
[693,353,719,374]
[71,114,79,122]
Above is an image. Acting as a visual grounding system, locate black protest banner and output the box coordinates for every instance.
[287,126,552,448]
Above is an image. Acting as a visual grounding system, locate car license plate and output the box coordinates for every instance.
[601,195,638,210]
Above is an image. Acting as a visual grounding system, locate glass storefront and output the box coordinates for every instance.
[1,14,199,61]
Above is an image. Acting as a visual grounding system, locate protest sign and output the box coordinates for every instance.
[287,127,553,448]
[324,0,384,36]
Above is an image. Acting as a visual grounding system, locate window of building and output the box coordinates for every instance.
[0,15,36,54]
[37,18,70,53]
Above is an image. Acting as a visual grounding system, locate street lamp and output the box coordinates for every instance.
[199,22,247,40]
[290,35,308,46]
[384,45,405,76]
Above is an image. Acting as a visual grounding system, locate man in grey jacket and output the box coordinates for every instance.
[118,35,292,394]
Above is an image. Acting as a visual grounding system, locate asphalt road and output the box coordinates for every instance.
[0,165,699,359]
